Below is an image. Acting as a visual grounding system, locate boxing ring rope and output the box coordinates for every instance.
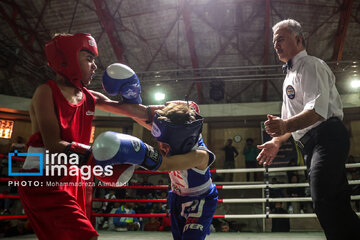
[0,154,24,162]
[1,153,360,222]
[91,213,360,219]
[93,180,360,190]
[133,163,360,174]
[2,212,360,220]
[2,194,360,203]
[2,177,359,189]
[3,152,360,170]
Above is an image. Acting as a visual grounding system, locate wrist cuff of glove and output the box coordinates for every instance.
[145,105,164,124]
[65,142,92,166]
[145,106,153,124]
[141,143,162,171]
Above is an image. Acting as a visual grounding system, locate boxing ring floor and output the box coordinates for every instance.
[2,231,326,240]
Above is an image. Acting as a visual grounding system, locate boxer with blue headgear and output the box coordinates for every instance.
[151,105,203,156]
[92,102,218,240]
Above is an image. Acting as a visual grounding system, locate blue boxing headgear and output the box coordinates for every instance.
[151,112,203,156]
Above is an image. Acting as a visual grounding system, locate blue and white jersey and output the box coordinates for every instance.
[169,135,216,197]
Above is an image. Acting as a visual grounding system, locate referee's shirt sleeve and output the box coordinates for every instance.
[301,60,331,119]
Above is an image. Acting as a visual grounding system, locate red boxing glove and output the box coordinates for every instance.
[65,142,92,166]
[96,164,135,186]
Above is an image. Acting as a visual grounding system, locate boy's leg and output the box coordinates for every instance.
[18,175,98,240]
[169,192,185,240]
[181,194,218,240]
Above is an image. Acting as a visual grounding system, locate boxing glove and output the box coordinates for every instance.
[65,142,92,166]
[102,63,142,104]
[96,164,135,187]
[92,131,162,171]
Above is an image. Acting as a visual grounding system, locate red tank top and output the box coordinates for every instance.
[28,80,95,146]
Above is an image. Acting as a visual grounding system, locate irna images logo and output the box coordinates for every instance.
[8,150,43,176]
[8,150,113,180]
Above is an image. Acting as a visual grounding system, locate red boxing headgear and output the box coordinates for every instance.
[44,33,98,89]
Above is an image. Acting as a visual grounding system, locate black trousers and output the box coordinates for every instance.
[299,118,360,240]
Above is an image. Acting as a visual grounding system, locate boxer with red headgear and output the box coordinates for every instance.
[18,33,160,240]
[44,33,98,89]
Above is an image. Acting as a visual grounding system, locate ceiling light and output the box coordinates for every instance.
[154,92,165,101]
[350,79,360,89]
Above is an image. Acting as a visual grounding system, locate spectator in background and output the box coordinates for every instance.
[159,191,168,213]
[2,219,33,238]
[144,217,161,231]
[0,186,17,215]
[105,202,121,231]
[155,179,165,198]
[346,155,357,180]
[102,190,116,229]
[113,202,140,231]
[269,177,283,211]
[243,138,258,181]
[287,175,305,198]
[220,222,230,232]
[133,196,147,214]
[271,202,290,232]
[287,174,305,213]
[9,136,27,153]
[159,214,171,231]
[222,139,238,181]
[138,176,153,198]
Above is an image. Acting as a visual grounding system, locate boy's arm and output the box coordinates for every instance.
[157,150,210,171]
[91,90,148,119]
[90,90,151,129]
[92,132,212,171]
[91,90,165,130]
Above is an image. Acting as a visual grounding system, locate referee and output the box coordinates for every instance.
[256,19,360,240]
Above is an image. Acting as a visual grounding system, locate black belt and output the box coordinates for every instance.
[296,130,314,152]
[295,117,340,152]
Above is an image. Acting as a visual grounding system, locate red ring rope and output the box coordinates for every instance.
[0,153,25,162]
[0,215,27,220]
[93,198,167,203]
[91,213,226,218]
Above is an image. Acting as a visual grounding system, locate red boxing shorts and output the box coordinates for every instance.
[18,169,98,240]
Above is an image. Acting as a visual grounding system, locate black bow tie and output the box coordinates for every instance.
[282,59,293,74]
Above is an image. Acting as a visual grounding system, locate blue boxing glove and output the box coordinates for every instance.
[92,131,162,171]
[102,63,142,104]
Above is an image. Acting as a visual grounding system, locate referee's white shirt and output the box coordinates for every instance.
[281,50,343,141]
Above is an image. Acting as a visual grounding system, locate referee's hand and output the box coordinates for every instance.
[256,139,281,166]
[264,114,288,137]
